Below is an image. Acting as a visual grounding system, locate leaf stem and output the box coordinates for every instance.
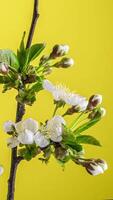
[52,104,59,117]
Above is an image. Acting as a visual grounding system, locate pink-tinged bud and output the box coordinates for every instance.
[88,94,102,110]
[0,63,9,75]
[50,44,69,59]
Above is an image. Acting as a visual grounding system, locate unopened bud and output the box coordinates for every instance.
[54,57,74,69]
[77,158,108,176]
[0,63,9,75]
[44,68,52,75]
[88,94,102,110]
[88,107,106,119]
[50,44,69,59]
[95,159,108,171]
[40,55,49,65]
[60,58,74,68]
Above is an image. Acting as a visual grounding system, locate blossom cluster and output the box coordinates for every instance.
[4,116,65,148]
[0,42,108,177]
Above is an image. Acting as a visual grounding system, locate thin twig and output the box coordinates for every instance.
[26,0,39,48]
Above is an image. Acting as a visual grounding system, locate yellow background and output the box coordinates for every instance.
[0,0,113,199]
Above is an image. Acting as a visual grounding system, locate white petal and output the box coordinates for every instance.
[34,132,49,148]
[7,137,20,148]
[23,118,38,133]
[18,129,34,145]
[50,134,62,142]
[4,121,15,133]
[47,116,65,142]
[89,164,104,176]
[53,116,66,125]
[79,100,88,111]
[15,121,24,133]
[0,166,4,176]
[43,80,55,92]
[98,160,108,171]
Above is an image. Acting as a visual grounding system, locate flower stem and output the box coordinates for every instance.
[53,104,59,117]
[69,112,84,130]
[7,1,39,200]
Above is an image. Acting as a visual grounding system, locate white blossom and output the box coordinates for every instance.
[43,80,55,92]
[43,80,88,111]
[15,118,38,145]
[4,121,15,133]
[47,116,65,142]
[18,129,34,145]
[34,131,49,148]
[0,165,4,176]
[7,137,20,148]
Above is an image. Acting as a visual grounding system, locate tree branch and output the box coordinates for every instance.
[26,0,39,48]
[7,1,40,200]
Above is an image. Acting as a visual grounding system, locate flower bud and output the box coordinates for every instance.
[40,55,49,65]
[59,58,74,68]
[0,63,9,75]
[50,44,69,59]
[81,158,108,176]
[0,165,4,176]
[4,121,15,133]
[95,159,108,171]
[88,94,102,110]
[86,162,104,176]
[44,68,52,75]
[88,107,106,119]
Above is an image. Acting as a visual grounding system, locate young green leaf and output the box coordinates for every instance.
[63,134,83,152]
[17,32,27,69]
[27,43,46,64]
[73,118,101,135]
[76,135,101,146]
[0,50,19,69]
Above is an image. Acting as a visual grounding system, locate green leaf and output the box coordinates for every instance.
[76,135,101,146]
[27,43,46,64]
[0,76,10,84]
[0,49,19,69]
[17,32,27,69]
[63,134,83,152]
[18,145,40,161]
[30,81,43,93]
[73,118,101,135]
